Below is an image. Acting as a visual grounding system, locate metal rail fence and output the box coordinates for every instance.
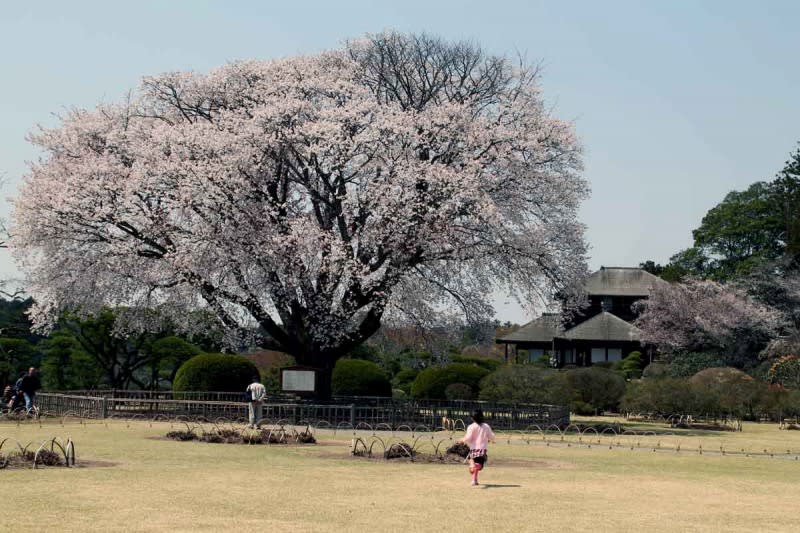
[36,392,569,430]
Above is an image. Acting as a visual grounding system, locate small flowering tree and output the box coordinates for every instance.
[767,356,800,389]
[634,278,784,367]
[12,33,588,395]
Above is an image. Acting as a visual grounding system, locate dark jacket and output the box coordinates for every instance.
[18,374,41,395]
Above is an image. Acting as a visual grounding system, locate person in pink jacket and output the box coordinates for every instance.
[459,409,496,486]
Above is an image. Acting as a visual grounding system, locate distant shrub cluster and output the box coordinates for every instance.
[621,373,800,420]
[477,365,627,414]
[315,342,800,420]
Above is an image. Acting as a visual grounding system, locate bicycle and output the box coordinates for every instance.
[5,404,40,420]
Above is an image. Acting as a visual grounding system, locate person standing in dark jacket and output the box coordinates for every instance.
[18,367,41,413]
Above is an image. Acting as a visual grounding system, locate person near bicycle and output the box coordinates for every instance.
[3,383,15,411]
[5,380,25,413]
[18,367,41,413]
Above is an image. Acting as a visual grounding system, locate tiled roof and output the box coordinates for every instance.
[496,313,563,343]
[561,311,642,342]
[584,267,669,297]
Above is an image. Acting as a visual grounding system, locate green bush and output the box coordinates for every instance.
[331,359,391,397]
[616,351,644,380]
[621,372,771,419]
[173,353,259,392]
[444,383,473,400]
[689,367,764,419]
[392,368,419,394]
[689,367,753,387]
[566,367,626,413]
[621,378,699,414]
[531,354,551,368]
[410,363,490,399]
[666,352,725,378]
[571,400,595,416]
[451,355,502,373]
[478,365,571,405]
[760,387,800,419]
[642,362,668,379]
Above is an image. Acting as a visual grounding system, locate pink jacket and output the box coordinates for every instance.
[462,422,495,451]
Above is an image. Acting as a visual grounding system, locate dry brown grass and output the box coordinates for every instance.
[1,418,799,532]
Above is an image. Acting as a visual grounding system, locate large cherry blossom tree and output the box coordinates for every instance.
[12,33,588,393]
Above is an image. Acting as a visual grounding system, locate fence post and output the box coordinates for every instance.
[350,404,356,428]
[101,397,108,419]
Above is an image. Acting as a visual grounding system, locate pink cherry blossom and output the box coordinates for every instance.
[11,35,588,370]
[634,277,785,359]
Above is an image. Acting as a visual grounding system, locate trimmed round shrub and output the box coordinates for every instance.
[689,367,753,387]
[620,377,699,415]
[173,353,259,392]
[642,362,668,379]
[331,359,391,396]
[690,367,763,418]
[444,383,473,400]
[392,368,419,394]
[410,363,490,399]
[451,355,502,373]
[566,367,626,413]
[667,352,725,378]
[478,365,571,405]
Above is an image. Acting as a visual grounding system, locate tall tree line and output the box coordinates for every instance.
[642,145,800,282]
[0,299,219,390]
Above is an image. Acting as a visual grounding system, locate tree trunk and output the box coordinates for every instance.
[287,344,346,402]
[315,367,333,402]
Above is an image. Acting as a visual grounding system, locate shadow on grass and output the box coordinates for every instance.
[480,484,521,489]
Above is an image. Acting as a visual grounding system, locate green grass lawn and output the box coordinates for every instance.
[2,417,800,532]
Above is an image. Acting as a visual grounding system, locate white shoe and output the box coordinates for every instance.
[471,480,478,486]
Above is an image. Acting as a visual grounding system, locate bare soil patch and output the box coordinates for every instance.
[72,459,118,468]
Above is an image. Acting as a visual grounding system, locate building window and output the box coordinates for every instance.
[591,348,606,363]
[529,348,544,363]
[602,296,613,312]
[563,349,575,364]
[607,348,622,362]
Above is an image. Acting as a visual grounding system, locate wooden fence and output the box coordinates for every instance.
[36,393,569,430]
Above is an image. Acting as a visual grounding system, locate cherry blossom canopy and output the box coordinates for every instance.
[13,33,589,370]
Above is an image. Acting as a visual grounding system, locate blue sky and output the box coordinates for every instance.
[1,1,798,323]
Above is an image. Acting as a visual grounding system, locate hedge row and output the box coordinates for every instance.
[172,351,796,419]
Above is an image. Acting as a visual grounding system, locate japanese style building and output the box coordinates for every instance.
[496,267,668,367]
